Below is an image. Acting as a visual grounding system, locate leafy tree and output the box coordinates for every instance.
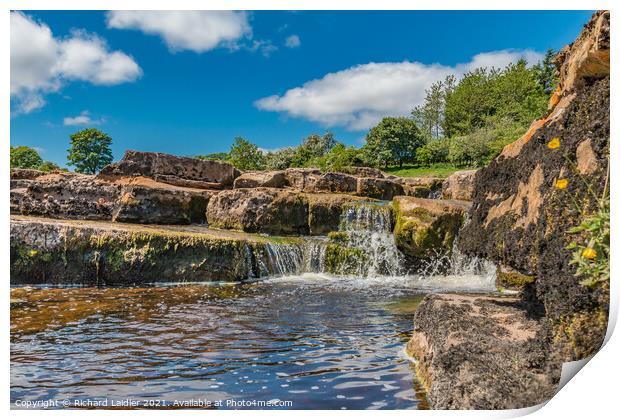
[227,137,265,170]
[533,48,559,95]
[38,161,61,172]
[67,128,113,174]
[415,139,450,166]
[196,152,229,161]
[412,80,446,139]
[10,146,43,169]
[312,143,369,172]
[364,117,424,168]
[264,147,296,170]
[290,133,337,167]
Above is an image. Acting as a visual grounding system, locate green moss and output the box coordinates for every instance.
[554,309,608,359]
[496,271,535,289]
[324,243,366,275]
[327,231,349,244]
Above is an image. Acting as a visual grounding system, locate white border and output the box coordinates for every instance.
[2,2,617,419]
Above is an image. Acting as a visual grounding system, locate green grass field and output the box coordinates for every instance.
[384,163,477,178]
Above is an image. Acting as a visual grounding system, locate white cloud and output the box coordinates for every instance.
[63,110,105,126]
[106,11,251,53]
[285,34,301,48]
[255,49,544,131]
[10,12,141,114]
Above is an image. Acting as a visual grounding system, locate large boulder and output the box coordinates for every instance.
[356,177,404,200]
[99,150,240,189]
[14,172,121,220]
[347,166,385,178]
[407,294,559,409]
[112,183,213,224]
[233,171,287,189]
[393,196,470,259]
[401,177,444,198]
[441,170,477,201]
[306,193,371,235]
[284,168,357,193]
[206,188,309,235]
[458,11,610,361]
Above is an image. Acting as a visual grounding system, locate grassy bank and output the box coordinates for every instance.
[384,163,477,178]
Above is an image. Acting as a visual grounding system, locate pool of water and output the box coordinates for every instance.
[10,273,493,410]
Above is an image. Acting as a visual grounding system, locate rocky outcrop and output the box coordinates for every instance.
[458,10,610,361]
[112,183,213,224]
[356,177,404,200]
[233,171,287,189]
[284,168,358,194]
[401,177,444,198]
[441,170,477,201]
[406,294,559,409]
[99,150,240,189]
[206,188,309,235]
[206,188,370,236]
[10,215,302,285]
[393,197,470,259]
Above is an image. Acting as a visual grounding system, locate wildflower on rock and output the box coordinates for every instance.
[547,137,561,149]
[555,178,569,189]
[582,248,597,260]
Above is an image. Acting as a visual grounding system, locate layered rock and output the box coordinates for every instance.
[10,215,301,285]
[401,177,444,198]
[233,171,287,189]
[441,170,477,201]
[99,150,240,189]
[284,168,358,194]
[207,188,371,236]
[356,177,404,200]
[393,196,470,259]
[458,10,610,360]
[407,294,559,409]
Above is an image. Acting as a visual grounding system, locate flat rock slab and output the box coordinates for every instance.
[407,293,560,409]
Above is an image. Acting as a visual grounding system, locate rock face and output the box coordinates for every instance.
[206,188,309,235]
[393,197,470,259]
[207,188,370,235]
[401,177,444,198]
[441,170,477,201]
[284,168,358,194]
[233,171,287,189]
[458,10,610,360]
[356,177,404,200]
[10,216,301,285]
[113,183,213,224]
[99,150,240,189]
[407,294,559,409]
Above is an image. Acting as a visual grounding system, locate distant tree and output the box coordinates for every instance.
[196,152,229,161]
[533,48,559,95]
[37,161,61,172]
[364,117,424,168]
[312,143,369,172]
[290,133,337,167]
[10,146,43,169]
[67,128,113,174]
[264,147,296,170]
[412,80,445,139]
[227,137,265,170]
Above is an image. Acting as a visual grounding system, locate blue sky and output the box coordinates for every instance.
[11,10,593,168]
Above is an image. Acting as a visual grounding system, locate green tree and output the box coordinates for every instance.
[412,80,446,139]
[196,152,229,161]
[228,137,265,170]
[264,147,296,170]
[312,143,368,172]
[67,128,113,174]
[38,161,61,172]
[10,146,43,169]
[533,49,558,95]
[364,117,424,168]
[290,133,337,167]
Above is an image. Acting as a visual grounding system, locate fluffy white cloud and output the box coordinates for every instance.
[285,34,301,48]
[106,11,251,53]
[11,12,141,114]
[255,49,544,131]
[63,110,104,126]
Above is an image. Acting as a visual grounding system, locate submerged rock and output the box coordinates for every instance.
[393,196,470,259]
[441,170,477,201]
[407,294,559,409]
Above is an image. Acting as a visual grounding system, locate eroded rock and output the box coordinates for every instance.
[356,177,404,200]
[441,170,477,201]
[233,171,287,189]
[393,196,469,259]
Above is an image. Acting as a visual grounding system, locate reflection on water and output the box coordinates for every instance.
[11,274,492,410]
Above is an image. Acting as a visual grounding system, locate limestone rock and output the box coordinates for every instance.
[356,177,404,200]
[99,150,240,189]
[393,196,470,259]
[441,170,477,201]
[233,171,287,189]
[306,193,370,235]
[284,168,357,193]
[206,188,309,235]
[406,294,559,409]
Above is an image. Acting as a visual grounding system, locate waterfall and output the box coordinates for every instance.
[336,202,407,277]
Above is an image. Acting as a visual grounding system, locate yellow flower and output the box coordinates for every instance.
[555,179,569,189]
[547,137,561,149]
[582,248,597,260]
